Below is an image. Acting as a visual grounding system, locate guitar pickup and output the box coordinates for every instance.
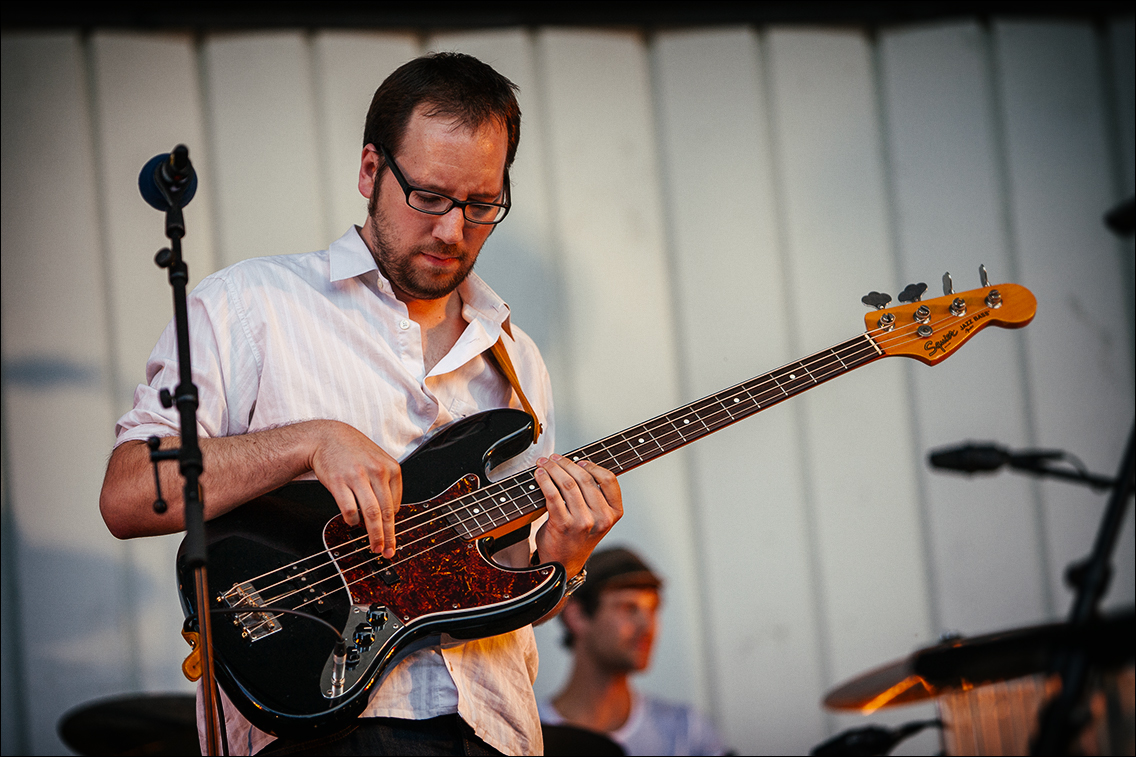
[221,582,282,641]
[377,558,400,587]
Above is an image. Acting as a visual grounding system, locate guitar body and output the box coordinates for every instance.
[176,408,566,738]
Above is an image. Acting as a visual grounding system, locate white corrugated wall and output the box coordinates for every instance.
[2,19,1133,755]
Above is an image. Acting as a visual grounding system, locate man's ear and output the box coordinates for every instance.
[561,599,589,638]
[359,144,382,199]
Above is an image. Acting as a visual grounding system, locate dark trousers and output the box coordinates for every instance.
[256,714,504,756]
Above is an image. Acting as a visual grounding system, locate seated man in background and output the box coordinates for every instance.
[539,547,728,756]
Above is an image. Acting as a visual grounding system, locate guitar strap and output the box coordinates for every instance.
[486,332,543,446]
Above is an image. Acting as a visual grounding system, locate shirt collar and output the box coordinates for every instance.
[329,226,513,337]
[458,270,512,338]
[329,226,380,283]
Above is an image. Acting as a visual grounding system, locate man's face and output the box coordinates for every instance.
[360,109,508,301]
[579,587,661,673]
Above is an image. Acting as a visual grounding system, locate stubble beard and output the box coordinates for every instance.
[368,190,478,301]
[587,632,653,674]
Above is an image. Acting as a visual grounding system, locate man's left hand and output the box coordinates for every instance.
[533,455,623,579]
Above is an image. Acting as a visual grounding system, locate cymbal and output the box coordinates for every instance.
[58,693,198,756]
[824,608,1134,713]
[822,656,941,713]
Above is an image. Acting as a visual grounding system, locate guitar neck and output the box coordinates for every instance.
[570,333,882,474]
[455,333,882,541]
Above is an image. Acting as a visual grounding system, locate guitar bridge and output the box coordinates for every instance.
[222,582,282,641]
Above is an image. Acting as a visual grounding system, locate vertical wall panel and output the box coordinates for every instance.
[653,27,826,753]
[1,33,131,755]
[312,32,420,242]
[424,29,566,384]
[765,28,933,685]
[1105,16,1136,612]
[90,31,219,693]
[537,28,708,713]
[2,397,27,755]
[879,22,1049,634]
[203,32,327,267]
[423,29,593,696]
[1110,18,1135,196]
[92,32,218,404]
[995,21,1136,614]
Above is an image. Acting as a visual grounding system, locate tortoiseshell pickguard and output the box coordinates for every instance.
[323,474,548,622]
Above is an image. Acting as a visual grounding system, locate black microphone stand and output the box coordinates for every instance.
[1032,194,1136,755]
[146,146,223,756]
[1031,423,1135,755]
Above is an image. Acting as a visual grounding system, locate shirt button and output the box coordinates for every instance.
[398,319,411,330]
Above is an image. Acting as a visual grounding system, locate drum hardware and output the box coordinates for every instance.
[58,693,198,756]
[810,719,941,756]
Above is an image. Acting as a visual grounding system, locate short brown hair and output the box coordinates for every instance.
[363,52,521,170]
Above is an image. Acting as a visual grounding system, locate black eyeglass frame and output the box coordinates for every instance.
[378,143,511,225]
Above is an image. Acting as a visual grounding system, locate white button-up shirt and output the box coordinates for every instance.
[115,227,555,755]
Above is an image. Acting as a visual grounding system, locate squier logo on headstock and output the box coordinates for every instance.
[861,266,1035,365]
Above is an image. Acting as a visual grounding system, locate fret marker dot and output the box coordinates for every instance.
[638,438,645,443]
[473,508,480,514]
[789,373,796,379]
[733,398,740,403]
[572,456,580,461]
[683,419,690,424]
[499,497,506,503]
[528,485,535,490]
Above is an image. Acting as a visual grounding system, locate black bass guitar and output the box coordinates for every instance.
[176,280,1036,737]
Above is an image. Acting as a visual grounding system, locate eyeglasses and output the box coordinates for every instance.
[379,144,510,225]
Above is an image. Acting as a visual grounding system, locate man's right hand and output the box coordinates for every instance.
[99,419,403,557]
[307,420,402,558]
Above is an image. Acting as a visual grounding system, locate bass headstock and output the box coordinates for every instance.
[863,281,1036,365]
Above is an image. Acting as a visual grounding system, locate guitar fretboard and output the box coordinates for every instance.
[447,333,882,540]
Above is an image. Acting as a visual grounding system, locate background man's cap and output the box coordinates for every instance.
[576,547,662,606]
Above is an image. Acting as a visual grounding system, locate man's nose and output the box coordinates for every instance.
[433,207,465,245]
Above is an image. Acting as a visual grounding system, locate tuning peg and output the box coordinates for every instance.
[898,282,928,304]
[979,264,989,288]
[942,272,954,296]
[861,291,892,310]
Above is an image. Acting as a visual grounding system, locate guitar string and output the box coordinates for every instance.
[234,305,961,624]
[233,305,967,621]
[234,328,888,609]
[232,304,992,624]
[247,324,901,624]
[239,304,993,637]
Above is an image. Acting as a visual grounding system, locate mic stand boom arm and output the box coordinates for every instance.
[1007,453,1117,491]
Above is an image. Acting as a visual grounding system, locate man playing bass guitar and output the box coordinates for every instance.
[99,52,623,756]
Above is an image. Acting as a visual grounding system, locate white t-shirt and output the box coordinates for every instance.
[539,692,728,756]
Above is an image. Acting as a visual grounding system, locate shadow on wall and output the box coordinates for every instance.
[2,522,193,755]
